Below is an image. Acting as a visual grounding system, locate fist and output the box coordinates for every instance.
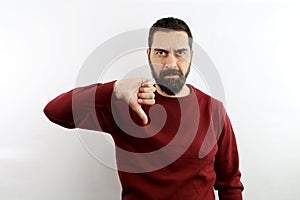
[113,78,156,124]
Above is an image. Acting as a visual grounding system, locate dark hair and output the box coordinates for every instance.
[148,17,193,49]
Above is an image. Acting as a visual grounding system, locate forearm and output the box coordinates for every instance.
[44,81,116,129]
[214,110,244,199]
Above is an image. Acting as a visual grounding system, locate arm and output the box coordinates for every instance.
[43,81,115,132]
[43,78,156,130]
[214,112,244,200]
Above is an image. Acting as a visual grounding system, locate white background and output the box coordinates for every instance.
[1,0,300,199]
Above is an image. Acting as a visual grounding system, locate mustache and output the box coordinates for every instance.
[161,69,183,77]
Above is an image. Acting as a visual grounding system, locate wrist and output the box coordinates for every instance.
[113,80,122,99]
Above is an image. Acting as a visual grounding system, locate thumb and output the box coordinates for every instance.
[131,104,148,125]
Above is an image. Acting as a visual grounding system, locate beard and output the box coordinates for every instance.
[149,62,191,95]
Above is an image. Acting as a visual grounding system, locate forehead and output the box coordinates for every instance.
[151,31,189,49]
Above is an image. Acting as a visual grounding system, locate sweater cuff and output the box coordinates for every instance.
[218,189,243,200]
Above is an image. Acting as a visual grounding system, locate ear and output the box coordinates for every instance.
[146,48,151,62]
[146,48,150,56]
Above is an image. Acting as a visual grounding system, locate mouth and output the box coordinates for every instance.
[163,70,182,78]
[164,74,180,79]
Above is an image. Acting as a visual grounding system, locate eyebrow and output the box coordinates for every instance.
[153,48,168,53]
[174,48,188,53]
[153,48,188,53]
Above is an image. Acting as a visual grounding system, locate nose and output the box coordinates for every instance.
[165,52,178,69]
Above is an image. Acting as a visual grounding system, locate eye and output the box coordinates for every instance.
[177,50,186,56]
[155,51,167,56]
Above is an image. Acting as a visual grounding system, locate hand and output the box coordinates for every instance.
[113,78,156,124]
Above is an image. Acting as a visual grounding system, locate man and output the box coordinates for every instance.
[44,17,244,199]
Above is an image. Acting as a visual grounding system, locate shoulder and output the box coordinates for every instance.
[189,84,224,107]
[188,84,227,120]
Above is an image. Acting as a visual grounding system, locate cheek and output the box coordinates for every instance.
[150,58,163,68]
[179,61,190,74]
[150,55,164,65]
[149,60,162,75]
[153,65,163,76]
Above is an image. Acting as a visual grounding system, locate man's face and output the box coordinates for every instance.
[147,31,193,95]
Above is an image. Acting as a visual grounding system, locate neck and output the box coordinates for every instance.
[155,84,190,98]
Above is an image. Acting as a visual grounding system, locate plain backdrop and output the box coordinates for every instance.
[1,0,300,199]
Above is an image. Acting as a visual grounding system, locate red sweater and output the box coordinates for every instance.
[44,81,243,200]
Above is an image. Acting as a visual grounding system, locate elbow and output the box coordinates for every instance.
[43,101,75,129]
[43,102,52,120]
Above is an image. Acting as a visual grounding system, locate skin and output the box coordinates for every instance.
[114,30,193,124]
[147,31,193,98]
[113,78,156,125]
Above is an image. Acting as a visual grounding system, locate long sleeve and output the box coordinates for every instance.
[214,111,244,200]
[43,81,116,133]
